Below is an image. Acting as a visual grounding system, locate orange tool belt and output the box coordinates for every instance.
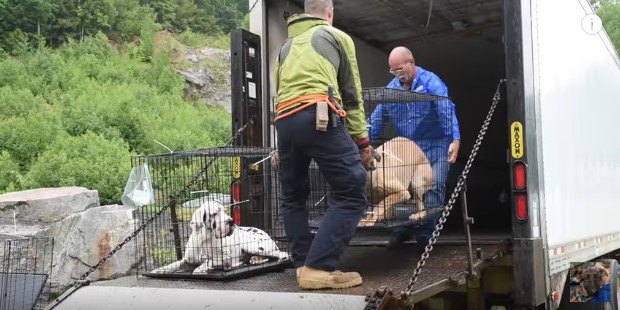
[274,94,347,122]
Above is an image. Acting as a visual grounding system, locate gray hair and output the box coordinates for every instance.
[305,0,333,16]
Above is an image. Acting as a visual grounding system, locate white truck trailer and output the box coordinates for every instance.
[51,0,620,309]
[244,0,620,308]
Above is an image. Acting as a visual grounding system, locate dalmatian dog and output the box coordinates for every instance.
[358,136,434,227]
[151,200,289,275]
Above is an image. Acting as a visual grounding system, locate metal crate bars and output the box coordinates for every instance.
[133,147,290,280]
[304,88,455,229]
[363,88,455,228]
[0,237,54,310]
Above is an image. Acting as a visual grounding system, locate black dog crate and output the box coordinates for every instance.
[306,88,455,230]
[0,237,54,310]
[133,147,291,280]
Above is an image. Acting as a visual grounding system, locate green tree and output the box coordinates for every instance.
[0,0,249,53]
[212,0,246,33]
[0,57,29,89]
[0,11,235,200]
[0,86,46,120]
[141,0,178,29]
[3,29,30,55]
[24,132,132,204]
[239,13,250,30]
[19,0,56,37]
[111,0,157,40]
[191,0,220,34]
[49,0,81,45]
[598,0,620,54]
[0,152,22,193]
[0,111,63,169]
[0,0,55,38]
[76,0,116,40]
[172,0,199,31]
[0,0,16,40]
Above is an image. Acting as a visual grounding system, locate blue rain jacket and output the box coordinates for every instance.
[368,66,460,161]
[588,283,611,302]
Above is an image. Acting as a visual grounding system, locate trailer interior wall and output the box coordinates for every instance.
[408,34,510,233]
[261,1,392,98]
[255,0,512,234]
[532,0,620,274]
[251,1,391,145]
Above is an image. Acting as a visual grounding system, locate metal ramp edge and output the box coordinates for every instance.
[407,240,511,304]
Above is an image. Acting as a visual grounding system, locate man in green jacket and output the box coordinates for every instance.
[273,0,373,290]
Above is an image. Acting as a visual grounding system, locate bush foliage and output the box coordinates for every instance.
[0,33,231,203]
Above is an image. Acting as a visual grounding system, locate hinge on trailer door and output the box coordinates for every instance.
[364,287,403,310]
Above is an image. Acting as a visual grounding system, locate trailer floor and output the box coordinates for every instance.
[94,242,507,297]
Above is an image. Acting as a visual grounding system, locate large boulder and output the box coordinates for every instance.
[179,47,231,113]
[0,187,138,292]
[43,204,138,289]
[0,187,99,235]
[151,31,231,113]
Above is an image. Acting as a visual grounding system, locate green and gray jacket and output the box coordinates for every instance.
[275,13,369,145]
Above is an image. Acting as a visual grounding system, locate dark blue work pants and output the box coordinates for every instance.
[276,107,367,271]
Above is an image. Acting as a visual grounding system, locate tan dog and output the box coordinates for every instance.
[358,137,434,227]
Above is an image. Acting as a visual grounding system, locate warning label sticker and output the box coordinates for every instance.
[232,157,241,179]
[511,122,524,159]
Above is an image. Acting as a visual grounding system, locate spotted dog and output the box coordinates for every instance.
[151,200,289,274]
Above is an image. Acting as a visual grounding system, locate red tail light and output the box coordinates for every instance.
[515,193,528,220]
[233,206,241,225]
[232,181,240,202]
[513,161,527,190]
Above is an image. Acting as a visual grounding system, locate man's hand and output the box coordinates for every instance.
[448,140,460,164]
[271,150,279,172]
[360,146,375,171]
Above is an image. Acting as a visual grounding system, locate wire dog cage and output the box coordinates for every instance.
[0,237,54,310]
[133,147,291,280]
[305,88,455,229]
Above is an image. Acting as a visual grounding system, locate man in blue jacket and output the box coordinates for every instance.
[368,46,460,252]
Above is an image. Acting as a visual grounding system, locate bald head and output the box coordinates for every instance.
[389,47,414,65]
[305,0,334,24]
[388,46,417,88]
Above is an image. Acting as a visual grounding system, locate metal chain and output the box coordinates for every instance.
[403,79,506,296]
[364,292,382,310]
[362,79,505,310]
[47,118,255,309]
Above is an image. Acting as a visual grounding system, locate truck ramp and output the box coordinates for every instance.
[54,242,508,309]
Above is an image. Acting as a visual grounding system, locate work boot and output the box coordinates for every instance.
[296,267,302,284]
[298,267,350,285]
[297,266,363,289]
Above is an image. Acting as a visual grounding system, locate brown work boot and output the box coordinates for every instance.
[297,266,362,289]
[296,267,302,284]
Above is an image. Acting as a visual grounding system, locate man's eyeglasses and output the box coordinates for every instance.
[388,60,413,75]
[389,67,406,75]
